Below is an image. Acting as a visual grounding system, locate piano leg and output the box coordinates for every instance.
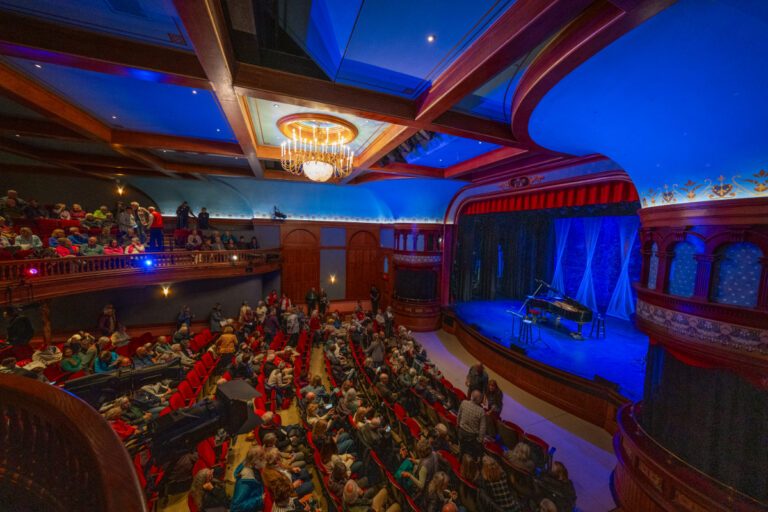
[570,322,586,340]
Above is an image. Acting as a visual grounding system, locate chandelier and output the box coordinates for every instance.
[278,113,358,182]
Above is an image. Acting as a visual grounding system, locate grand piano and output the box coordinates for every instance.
[526,290,593,340]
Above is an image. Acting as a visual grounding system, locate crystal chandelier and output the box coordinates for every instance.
[278,114,357,182]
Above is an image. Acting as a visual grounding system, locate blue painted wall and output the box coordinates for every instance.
[129,176,465,224]
[711,242,763,307]
[529,0,768,207]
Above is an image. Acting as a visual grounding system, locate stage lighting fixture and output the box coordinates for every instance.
[25,267,39,277]
[144,258,155,268]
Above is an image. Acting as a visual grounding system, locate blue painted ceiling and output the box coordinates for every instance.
[5,57,235,142]
[281,0,516,98]
[0,0,192,50]
[529,0,768,207]
[404,133,500,168]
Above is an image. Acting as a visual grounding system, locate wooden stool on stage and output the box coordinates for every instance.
[590,314,606,338]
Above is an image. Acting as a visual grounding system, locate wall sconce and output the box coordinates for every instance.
[329,274,336,284]
[116,180,124,196]
[161,285,170,298]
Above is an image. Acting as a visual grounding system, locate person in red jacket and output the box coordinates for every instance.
[147,206,164,252]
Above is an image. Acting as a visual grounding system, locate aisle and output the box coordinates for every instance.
[414,330,617,512]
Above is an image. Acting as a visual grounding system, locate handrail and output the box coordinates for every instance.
[617,403,764,510]
[0,249,280,283]
[0,373,147,512]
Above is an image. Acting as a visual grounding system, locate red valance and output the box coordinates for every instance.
[462,180,639,215]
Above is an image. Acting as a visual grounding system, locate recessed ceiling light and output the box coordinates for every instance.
[192,89,198,95]
[478,141,482,144]
[14,134,20,137]
[34,64,42,69]
[162,149,167,153]
[216,128,221,132]
[427,34,436,43]
[439,158,443,162]
[111,115,117,119]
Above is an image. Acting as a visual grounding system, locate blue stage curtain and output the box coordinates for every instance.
[575,217,602,312]
[606,216,639,320]
[549,217,572,295]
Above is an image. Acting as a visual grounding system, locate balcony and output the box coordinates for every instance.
[0,249,281,305]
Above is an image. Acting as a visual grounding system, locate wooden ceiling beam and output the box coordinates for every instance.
[173,0,263,178]
[0,11,210,89]
[344,125,417,183]
[366,163,444,179]
[443,146,531,179]
[415,0,594,122]
[0,61,112,141]
[111,130,243,156]
[0,116,86,141]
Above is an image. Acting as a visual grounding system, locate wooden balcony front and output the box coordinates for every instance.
[0,249,281,305]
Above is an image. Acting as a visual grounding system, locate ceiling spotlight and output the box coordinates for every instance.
[273,103,279,108]
[427,34,436,43]
[34,64,42,69]
[478,141,482,144]
[15,134,20,137]
[111,115,117,119]
[216,128,221,132]
[192,89,198,95]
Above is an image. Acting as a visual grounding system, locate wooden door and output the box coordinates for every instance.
[282,229,319,303]
[347,230,379,299]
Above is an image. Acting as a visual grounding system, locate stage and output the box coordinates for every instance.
[453,300,647,400]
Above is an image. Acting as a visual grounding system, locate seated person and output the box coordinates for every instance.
[478,456,521,512]
[189,468,229,512]
[422,472,459,512]
[55,237,78,257]
[132,346,155,369]
[103,239,124,255]
[538,461,576,510]
[504,443,535,473]
[93,205,110,220]
[103,407,137,441]
[300,375,328,399]
[262,432,305,469]
[60,346,83,373]
[125,237,145,254]
[173,324,192,347]
[80,236,104,256]
[24,199,48,219]
[94,350,120,373]
[70,203,86,220]
[230,446,266,512]
[47,228,66,248]
[262,447,314,498]
[375,372,399,403]
[13,227,42,250]
[67,227,89,245]
[53,203,70,219]
[266,362,293,404]
[81,213,102,229]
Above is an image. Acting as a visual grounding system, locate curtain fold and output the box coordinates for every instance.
[606,216,639,319]
[550,218,572,295]
[575,217,602,312]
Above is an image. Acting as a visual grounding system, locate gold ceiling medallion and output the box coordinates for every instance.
[278,113,358,182]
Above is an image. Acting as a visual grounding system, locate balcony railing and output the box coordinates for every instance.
[0,249,279,284]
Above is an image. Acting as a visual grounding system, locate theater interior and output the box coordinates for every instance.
[0,1,766,511]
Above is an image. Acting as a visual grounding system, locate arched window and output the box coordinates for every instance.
[668,241,697,297]
[647,242,659,289]
[416,234,425,251]
[711,242,763,307]
[383,256,389,273]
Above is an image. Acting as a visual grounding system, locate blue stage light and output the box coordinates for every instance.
[144,259,155,267]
